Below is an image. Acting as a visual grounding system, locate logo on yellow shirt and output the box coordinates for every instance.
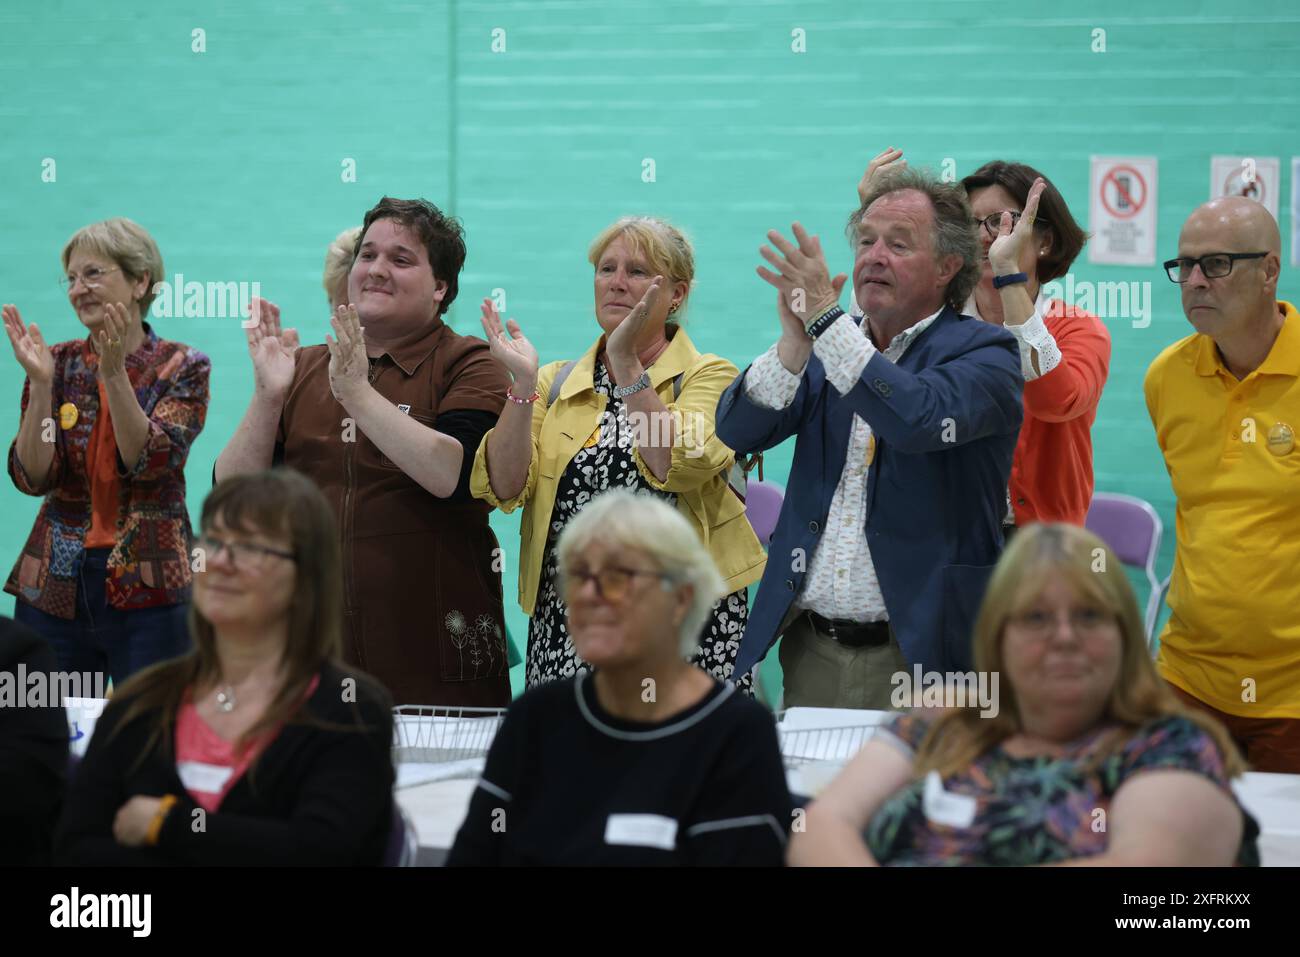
[1267,422,1294,456]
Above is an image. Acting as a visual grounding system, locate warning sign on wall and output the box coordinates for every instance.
[1211,155,1280,221]
[1089,156,1158,266]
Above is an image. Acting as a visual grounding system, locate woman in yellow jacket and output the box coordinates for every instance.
[471,216,766,691]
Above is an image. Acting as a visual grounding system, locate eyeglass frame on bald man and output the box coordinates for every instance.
[1163,251,1268,284]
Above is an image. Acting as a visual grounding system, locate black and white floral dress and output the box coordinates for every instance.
[526,360,753,693]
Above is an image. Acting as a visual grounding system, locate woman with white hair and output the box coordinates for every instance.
[448,489,793,866]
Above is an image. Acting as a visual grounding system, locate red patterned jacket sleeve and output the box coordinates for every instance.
[117,347,211,482]
[8,370,67,496]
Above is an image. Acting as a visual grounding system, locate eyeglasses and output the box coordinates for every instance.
[1163,252,1267,284]
[1007,607,1116,636]
[59,266,121,290]
[976,211,1048,240]
[977,212,1022,239]
[561,566,673,604]
[196,534,296,571]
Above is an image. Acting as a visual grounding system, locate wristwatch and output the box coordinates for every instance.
[992,272,1029,289]
[612,370,652,400]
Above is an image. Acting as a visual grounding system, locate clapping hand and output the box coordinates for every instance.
[757,223,848,335]
[858,147,907,205]
[480,299,540,395]
[244,297,299,402]
[325,304,369,404]
[604,277,663,372]
[94,302,132,380]
[3,304,54,387]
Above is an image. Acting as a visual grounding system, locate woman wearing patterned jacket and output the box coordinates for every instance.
[4,217,209,683]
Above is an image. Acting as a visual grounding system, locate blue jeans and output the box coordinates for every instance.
[13,548,193,688]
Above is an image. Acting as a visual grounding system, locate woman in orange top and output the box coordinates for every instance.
[4,218,209,684]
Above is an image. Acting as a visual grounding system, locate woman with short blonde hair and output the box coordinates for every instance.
[471,215,765,691]
[4,217,209,683]
[790,522,1257,867]
[323,226,362,310]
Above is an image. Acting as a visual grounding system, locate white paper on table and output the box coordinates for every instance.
[395,758,487,789]
[66,696,108,758]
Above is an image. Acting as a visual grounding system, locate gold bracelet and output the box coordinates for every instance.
[145,794,179,846]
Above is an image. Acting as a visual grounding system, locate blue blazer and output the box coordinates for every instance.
[716,306,1023,677]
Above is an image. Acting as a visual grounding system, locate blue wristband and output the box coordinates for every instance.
[992,272,1029,289]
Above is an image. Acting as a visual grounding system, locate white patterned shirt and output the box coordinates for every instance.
[961,291,1060,381]
[743,309,942,622]
[851,288,1060,380]
[855,290,1056,525]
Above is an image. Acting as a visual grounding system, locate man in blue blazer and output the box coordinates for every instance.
[717,167,1023,708]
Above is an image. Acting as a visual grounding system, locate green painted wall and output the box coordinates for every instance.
[2,1,1297,699]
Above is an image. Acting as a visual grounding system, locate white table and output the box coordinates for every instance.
[396,707,1300,866]
[1235,772,1300,866]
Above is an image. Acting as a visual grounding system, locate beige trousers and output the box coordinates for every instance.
[778,611,908,710]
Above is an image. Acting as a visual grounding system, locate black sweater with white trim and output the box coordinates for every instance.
[448,671,794,866]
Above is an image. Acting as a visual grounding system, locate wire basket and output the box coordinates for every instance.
[775,709,890,768]
[391,706,507,766]
[777,725,877,767]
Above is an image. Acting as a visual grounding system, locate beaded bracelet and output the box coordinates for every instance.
[506,387,540,405]
[805,304,846,340]
[145,794,179,846]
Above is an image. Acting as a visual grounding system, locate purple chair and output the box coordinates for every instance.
[744,480,785,547]
[383,802,419,867]
[1084,492,1171,651]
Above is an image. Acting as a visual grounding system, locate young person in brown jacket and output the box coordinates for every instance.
[216,199,511,706]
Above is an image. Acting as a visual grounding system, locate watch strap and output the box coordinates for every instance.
[611,370,652,400]
[992,272,1029,289]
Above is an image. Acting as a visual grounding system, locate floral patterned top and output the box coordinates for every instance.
[526,360,751,691]
[6,325,210,619]
[866,711,1259,866]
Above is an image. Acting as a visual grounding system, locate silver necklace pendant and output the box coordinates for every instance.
[215,686,237,713]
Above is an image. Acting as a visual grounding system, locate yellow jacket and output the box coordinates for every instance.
[471,327,767,616]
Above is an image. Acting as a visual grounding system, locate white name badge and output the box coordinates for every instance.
[604,814,679,851]
[177,761,234,795]
[922,770,977,829]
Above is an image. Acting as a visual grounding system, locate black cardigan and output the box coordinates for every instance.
[448,671,795,866]
[54,661,395,866]
[0,617,69,865]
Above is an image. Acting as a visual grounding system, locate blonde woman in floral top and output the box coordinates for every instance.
[4,218,209,684]
[789,523,1258,867]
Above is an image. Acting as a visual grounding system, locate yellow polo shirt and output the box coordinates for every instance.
[1144,300,1300,718]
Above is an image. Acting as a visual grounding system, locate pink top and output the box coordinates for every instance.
[175,674,321,812]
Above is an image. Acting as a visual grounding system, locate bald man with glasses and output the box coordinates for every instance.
[1145,196,1300,773]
